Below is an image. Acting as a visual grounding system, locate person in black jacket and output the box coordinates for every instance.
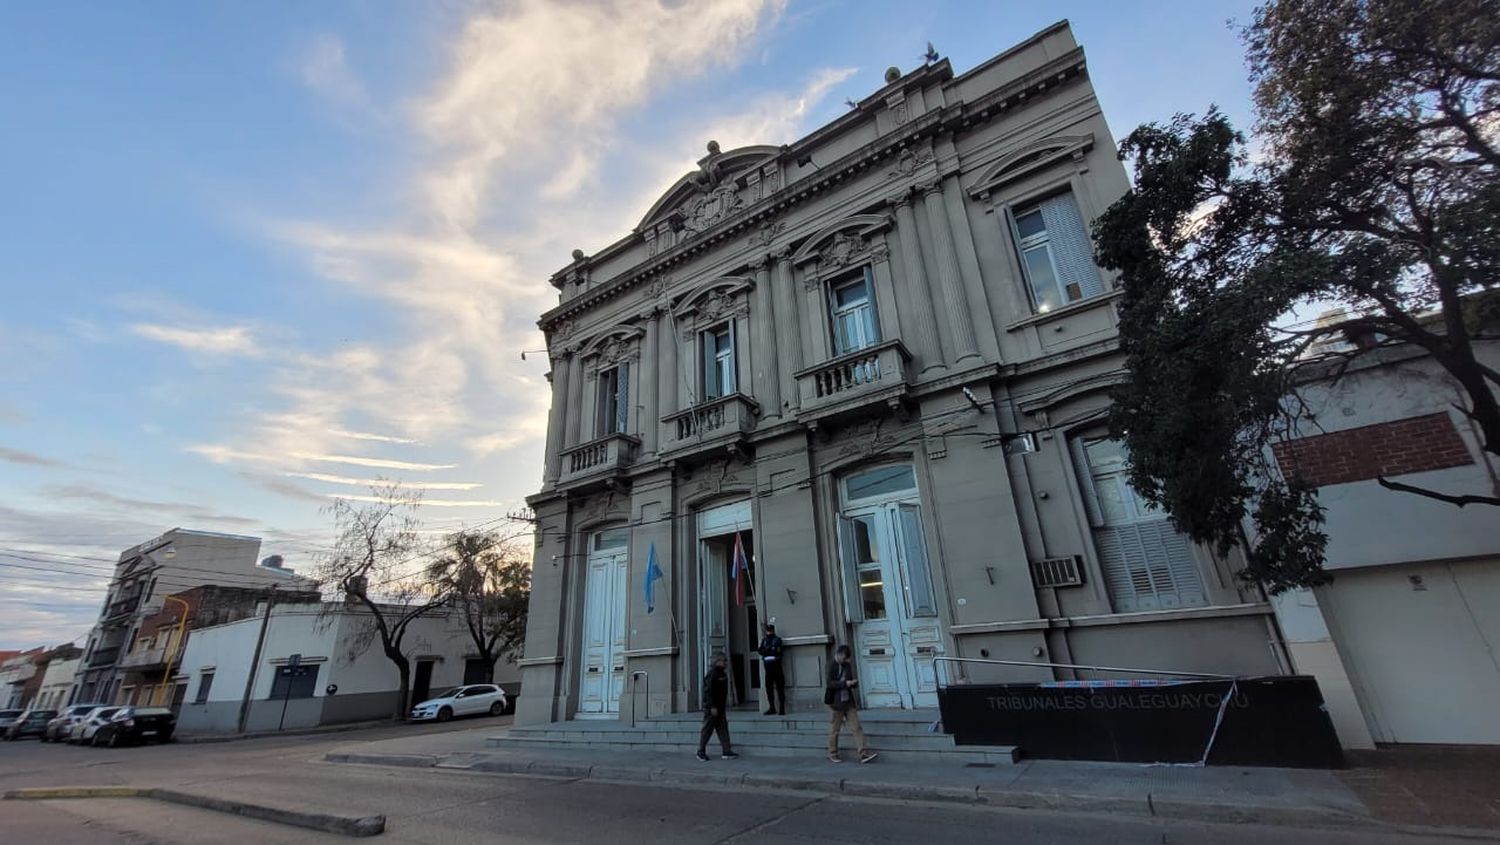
[826,644,877,763]
[696,652,739,761]
[757,623,786,715]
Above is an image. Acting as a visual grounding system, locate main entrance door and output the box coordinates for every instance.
[837,464,944,709]
[579,527,628,716]
[697,500,755,708]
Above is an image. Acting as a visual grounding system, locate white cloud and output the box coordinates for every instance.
[331,494,505,508]
[291,453,457,471]
[329,428,421,445]
[300,35,368,110]
[131,323,258,356]
[288,471,481,491]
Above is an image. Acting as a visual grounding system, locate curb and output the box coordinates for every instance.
[323,750,1500,839]
[179,720,392,744]
[2,786,385,838]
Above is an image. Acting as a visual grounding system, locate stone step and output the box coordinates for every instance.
[508,721,945,738]
[506,728,966,750]
[485,733,1019,765]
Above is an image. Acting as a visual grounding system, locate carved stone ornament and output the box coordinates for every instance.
[889,146,934,178]
[698,288,734,321]
[681,184,745,235]
[557,319,579,340]
[596,336,632,367]
[750,220,787,248]
[816,231,890,273]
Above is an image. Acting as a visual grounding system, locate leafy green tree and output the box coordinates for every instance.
[1093,0,1499,594]
[425,528,531,684]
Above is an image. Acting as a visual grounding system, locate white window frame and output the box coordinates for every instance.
[829,267,880,356]
[700,322,736,399]
[1007,190,1104,315]
[596,363,630,436]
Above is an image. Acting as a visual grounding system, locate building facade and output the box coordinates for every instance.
[1270,322,1500,747]
[34,652,82,711]
[175,602,522,734]
[519,22,1289,727]
[72,528,315,707]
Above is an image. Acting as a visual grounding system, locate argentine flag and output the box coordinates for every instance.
[644,541,663,613]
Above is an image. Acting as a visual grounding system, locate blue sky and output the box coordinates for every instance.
[0,0,1261,648]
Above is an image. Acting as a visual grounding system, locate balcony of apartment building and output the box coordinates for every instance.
[557,433,640,490]
[85,647,122,669]
[659,393,758,465]
[117,644,177,672]
[794,339,913,427]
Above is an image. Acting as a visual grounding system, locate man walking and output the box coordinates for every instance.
[697,653,739,761]
[826,644,877,763]
[757,623,786,715]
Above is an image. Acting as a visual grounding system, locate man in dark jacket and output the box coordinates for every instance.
[757,623,786,715]
[826,644,877,763]
[697,652,739,761]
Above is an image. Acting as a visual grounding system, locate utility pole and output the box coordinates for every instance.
[236,587,276,734]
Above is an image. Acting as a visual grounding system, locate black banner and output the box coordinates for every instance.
[938,675,1343,768]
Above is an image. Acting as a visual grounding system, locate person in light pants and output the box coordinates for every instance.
[826,644,877,763]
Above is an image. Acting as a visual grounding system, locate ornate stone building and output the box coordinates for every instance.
[518,22,1288,725]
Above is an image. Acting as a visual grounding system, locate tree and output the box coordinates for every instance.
[425,528,531,683]
[1093,0,1499,594]
[319,483,446,720]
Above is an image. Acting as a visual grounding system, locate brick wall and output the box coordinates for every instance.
[1272,412,1473,487]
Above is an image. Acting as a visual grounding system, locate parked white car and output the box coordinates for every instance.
[409,684,507,722]
[69,706,123,744]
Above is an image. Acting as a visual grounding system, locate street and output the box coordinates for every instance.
[0,722,1479,844]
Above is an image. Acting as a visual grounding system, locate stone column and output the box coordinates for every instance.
[544,353,570,483]
[565,351,584,447]
[639,310,660,456]
[750,255,780,419]
[921,181,980,362]
[891,189,945,372]
[772,251,802,410]
[659,308,679,419]
[802,270,830,366]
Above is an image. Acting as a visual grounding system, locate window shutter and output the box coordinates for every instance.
[617,362,630,434]
[895,504,937,617]
[836,516,864,623]
[1038,193,1104,300]
[727,319,738,394]
[862,268,882,345]
[1093,521,1207,613]
[701,330,716,399]
[1069,437,1104,528]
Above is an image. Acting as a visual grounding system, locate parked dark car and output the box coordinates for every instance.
[91,706,175,747]
[4,708,59,740]
[0,709,23,732]
[42,703,106,742]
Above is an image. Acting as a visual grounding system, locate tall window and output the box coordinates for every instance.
[701,324,735,398]
[596,363,629,435]
[268,664,320,700]
[1012,191,1104,313]
[1076,437,1206,612]
[194,671,214,704]
[830,268,879,355]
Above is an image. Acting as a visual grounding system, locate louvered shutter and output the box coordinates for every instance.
[1093,521,1207,612]
[1039,193,1104,301]
[836,516,864,623]
[1069,437,1105,528]
[895,504,937,617]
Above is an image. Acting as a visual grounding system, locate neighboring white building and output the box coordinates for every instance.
[72,528,316,707]
[1270,323,1500,747]
[175,601,521,735]
[35,655,81,710]
[0,649,42,709]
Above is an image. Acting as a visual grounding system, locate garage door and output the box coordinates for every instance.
[1318,560,1500,744]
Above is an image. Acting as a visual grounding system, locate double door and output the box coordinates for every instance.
[579,545,627,715]
[839,502,942,709]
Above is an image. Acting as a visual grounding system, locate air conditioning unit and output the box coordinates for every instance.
[1031,555,1083,588]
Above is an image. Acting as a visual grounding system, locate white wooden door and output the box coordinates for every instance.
[698,540,739,705]
[579,538,627,716]
[840,502,943,709]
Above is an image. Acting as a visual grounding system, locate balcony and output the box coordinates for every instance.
[103,595,142,621]
[118,646,177,671]
[794,340,912,426]
[86,647,121,668]
[660,394,759,465]
[558,433,640,490]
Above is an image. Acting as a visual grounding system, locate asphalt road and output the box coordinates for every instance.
[0,722,1475,844]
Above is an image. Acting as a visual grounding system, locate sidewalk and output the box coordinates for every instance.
[320,726,1499,838]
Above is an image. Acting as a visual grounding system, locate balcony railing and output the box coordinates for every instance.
[86,647,121,668]
[794,340,912,422]
[103,595,142,620]
[660,394,758,462]
[558,433,640,487]
[118,646,178,671]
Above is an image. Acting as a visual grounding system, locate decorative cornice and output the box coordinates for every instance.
[536,48,1090,332]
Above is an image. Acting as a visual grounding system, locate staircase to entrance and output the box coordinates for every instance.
[489,708,1018,765]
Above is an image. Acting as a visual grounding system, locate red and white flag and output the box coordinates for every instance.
[731,532,750,607]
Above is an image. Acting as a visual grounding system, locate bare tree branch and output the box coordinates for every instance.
[1376,476,1500,507]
